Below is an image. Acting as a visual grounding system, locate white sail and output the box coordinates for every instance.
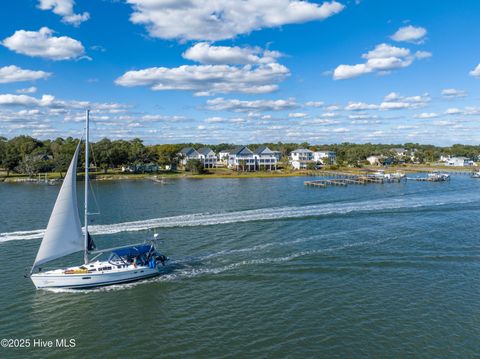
[33,143,84,268]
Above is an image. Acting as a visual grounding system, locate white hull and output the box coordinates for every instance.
[31,265,159,289]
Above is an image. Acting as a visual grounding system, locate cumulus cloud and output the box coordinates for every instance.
[414,112,438,119]
[206,97,298,112]
[390,25,427,43]
[16,87,38,94]
[345,101,378,111]
[333,43,430,80]
[0,94,56,107]
[305,101,324,107]
[0,65,51,83]
[441,88,467,98]
[470,64,480,78]
[37,0,90,26]
[116,62,288,96]
[2,27,85,60]
[126,0,345,41]
[288,112,307,118]
[379,92,430,110]
[183,43,281,65]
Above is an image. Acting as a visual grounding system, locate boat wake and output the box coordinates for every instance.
[42,234,393,294]
[2,194,477,243]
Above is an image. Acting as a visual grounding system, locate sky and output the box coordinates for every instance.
[0,0,480,145]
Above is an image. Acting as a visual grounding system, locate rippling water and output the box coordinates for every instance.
[0,176,479,358]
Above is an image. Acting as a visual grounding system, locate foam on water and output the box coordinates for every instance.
[1,193,477,243]
[39,235,400,294]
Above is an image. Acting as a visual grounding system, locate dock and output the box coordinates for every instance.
[304,175,402,188]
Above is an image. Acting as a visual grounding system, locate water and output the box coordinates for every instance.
[0,176,479,358]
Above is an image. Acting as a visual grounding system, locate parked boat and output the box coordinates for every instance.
[427,172,450,181]
[471,171,480,178]
[29,110,168,289]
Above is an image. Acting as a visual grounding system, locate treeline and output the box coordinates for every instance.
[0,136,479,176]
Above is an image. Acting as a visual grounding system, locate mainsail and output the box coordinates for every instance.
[33,143,84,268]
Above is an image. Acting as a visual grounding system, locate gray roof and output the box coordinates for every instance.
[197,147,215,155]
[254,145,275,154]
[292,148,313,153]
[179,147,198,156]
[229,146,253,155]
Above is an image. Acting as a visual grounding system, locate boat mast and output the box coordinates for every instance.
[84,109,90,264]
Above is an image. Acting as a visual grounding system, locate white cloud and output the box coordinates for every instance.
[414,50,432,59]
[415,112,438,119]
[16,87,38,94]
[305,101,324,107]
[126,0,345,41]
[115,62,289,96]
[183,43,281,65]
[391,25,427,43]
[37,0,90,26]
[2,27,85,60]
[288,112,307,118]
[206,97,298,112]
[0,65,51,83]
[333,43,429,80]
[441,88,467,98]
[379,92,430,110]
[445,108,461,115]
[0,94,56,107]
[469,64,480,78]
[345,101,378,111]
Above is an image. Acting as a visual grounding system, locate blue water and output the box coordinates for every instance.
[0,176,479,358]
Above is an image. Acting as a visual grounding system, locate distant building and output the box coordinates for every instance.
[253,146,278,170]
[218,150,231,164]
[228,146,256,171]
[290,148,315,169]
[446,156,475,166]
[313,151,336,165]
[197,147,217,168]
[178,147,200,166]
[392,148,407,157]
[366,155,394,166]
[122,163,159,173]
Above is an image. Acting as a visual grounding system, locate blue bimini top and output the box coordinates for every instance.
[112,244,153,257]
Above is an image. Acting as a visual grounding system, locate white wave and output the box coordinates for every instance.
[2,194,477,243]
[39,235,408,294]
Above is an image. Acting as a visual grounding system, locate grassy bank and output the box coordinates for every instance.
[1,164,478,183]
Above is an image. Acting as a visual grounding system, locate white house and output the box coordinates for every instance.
[197,147,217,168]
[218,150,231,164]
[446,156,475,166]
[228,146,256,171]
[178,147,199,166]
[290,149,315,170]
[253,146,278,170]
[313,151,336,165]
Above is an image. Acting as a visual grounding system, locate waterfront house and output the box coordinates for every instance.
[178,147,200,166]
[218,150,231,165]
[228,146,256,171]
[366,155,394,166]
[446,156,475,166]
[290,148,315,169]
[253,146,278,170]
[197,147,217,168]
[313,151,336,165]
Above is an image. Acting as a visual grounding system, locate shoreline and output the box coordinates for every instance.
[1,165,477,183]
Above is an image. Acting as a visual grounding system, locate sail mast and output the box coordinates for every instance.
[84,109,90,264]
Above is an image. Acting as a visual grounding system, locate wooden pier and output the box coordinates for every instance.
[305,174,402,188]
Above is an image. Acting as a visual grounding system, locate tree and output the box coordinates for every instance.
[2,144,20,176]
[185,159,205,174]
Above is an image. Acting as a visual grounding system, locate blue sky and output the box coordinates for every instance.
[0,0,480,145]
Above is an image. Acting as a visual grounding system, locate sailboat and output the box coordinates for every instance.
[30,110,168,289]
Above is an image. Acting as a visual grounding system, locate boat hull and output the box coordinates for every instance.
[31,266,160,289]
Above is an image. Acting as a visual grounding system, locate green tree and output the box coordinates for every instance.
[185,159,205,174]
